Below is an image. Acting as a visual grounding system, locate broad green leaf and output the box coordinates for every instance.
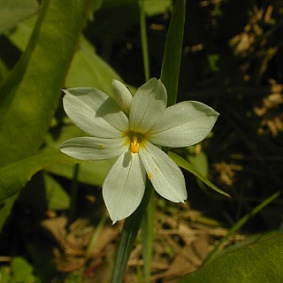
[0,0,89,166]
[7,16,36,50]
[179,235,283,283]
[102,0,171,16]
[65,35,122,95]
[0,58,9,82]
[216,231,280,260]
[0,266,10,283]
[203,191,281,265]
[0,0,38,34]
[89,0,104,14]
[6,14,122,97]
[160,0,186,106]
[169,151,230,198]
[144,0,172,16]
[0,147,77,202]
[8,17,120,96]
[0,0,89,230]
[47,159,114,187]
[44,174,70,210]
[0,194,18,232]
[11,256,36,283]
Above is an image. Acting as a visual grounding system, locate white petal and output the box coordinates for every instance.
[60,137,126,160]
[112,80,132,114]
[139,142,187,202]
[63,88,128,138]
[129,78,167,133]
[103,151,146,223]
[149,101,219,147]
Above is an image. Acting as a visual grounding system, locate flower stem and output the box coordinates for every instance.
[141,190,154,283]
[111,181,154,283]
[139,1,154,281]
[139,0,150,81]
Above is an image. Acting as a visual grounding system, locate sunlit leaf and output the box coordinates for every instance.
[0,0,38,34]
[169,151,230,198]
[144,0,172,16]
[10,257,36,283]
[179,235,283,282]
[0,0,89,166]
[0,194,18,232]
[7,16,36,50]
[65,35,122,95]
[44,174,70,210]
[0,0,89,230]
[0,147,77,202]
[47,159,114,187]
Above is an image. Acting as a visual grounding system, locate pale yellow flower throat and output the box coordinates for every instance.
[130,134,139,153]
[128,132,145,154]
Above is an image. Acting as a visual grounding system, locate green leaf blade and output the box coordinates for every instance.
[160,0,186,106]
[0,0,89,231]
[0,147,77,202]
[0,0,38,34]
[179,235,283,283]
[0,0,89,166]
[169,151,230,198]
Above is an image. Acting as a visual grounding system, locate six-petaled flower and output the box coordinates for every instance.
[60,78,219,223]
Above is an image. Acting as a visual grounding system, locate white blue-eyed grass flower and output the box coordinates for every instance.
[60,78,219,223]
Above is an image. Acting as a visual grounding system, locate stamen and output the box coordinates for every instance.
[130,135,139,153]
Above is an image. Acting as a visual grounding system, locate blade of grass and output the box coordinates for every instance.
[111,182,154,283]
[139,1,153,282]
[112,2,186,281]
[141,191,154,283]
[169,151,231,198]
[139,0,150,82]
[160,0,186,107]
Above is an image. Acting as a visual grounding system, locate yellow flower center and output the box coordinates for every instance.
[127,132,146,153]
[131,135,139,153]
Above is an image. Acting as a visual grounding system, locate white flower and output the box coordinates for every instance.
[60,78,219,223]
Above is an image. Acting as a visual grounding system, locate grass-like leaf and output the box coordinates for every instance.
[169,151,231,198]
[160,0,186,107]
[112,182,154,283]
[112,1,186,282]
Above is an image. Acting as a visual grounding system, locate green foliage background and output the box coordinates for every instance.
[0,0,282,282]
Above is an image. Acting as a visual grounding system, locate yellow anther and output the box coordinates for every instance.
[130,135,139,153]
